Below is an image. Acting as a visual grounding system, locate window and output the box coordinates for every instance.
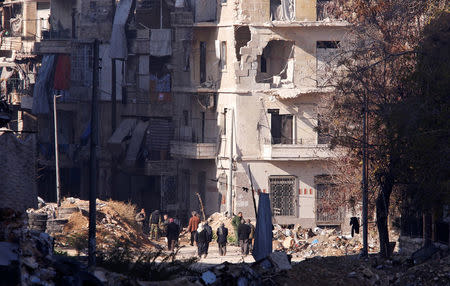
[71,43,93,87]
[269,176,296,216]
[316,41,340,87]
[223,108,227,135]
[317,114,332,144]
[183,110,189,126]
[200,41,207,83]
[256,40,294,87]
[269,109,293,144]
[220,41,227,70]
[315,175,343,224]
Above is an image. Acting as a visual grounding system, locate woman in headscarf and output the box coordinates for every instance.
[196,222,208,258]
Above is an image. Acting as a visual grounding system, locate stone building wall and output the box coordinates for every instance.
[0,131,37,212]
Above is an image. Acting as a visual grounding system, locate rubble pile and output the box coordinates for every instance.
[271,225,364,260]
[0,207,102,286]
[207,212,236,237]
[28,197,156,253]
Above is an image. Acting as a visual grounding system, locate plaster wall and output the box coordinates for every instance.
[191,27,237,88]
[235,26,347,90]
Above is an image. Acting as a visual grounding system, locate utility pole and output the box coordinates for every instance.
[226,108,234,217]
[88,39,99,269]
[111,59,116,133]
[53,94,62,207]
[362,92,369,257]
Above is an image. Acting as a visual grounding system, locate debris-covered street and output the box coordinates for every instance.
[0,0,449,285]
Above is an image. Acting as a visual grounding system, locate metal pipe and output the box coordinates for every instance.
[88,39,99,269]
[53,94,62,207]
[226,108,234,217]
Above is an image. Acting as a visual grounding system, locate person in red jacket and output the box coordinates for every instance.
[187,211,200,246]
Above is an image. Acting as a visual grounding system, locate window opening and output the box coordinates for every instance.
[256,40,294,87]
[269,109,293,144]
[183,110,189,126]
[223,108,227,135]
[269,176,296,216]
[200,41,206,83]
[316,41,340,87]
[201,111,205,143]
[270,0,295,21]
[234,26,251,62]
[220,41,227,70]
[315,175,343,224]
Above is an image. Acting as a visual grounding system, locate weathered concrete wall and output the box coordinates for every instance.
[239,0,270,24]
[78,0,114,41]
[22,2,37,39]
[50,0,75,38]
[296,0,316,21]
[0,131,37,212]
[235,26,347,90]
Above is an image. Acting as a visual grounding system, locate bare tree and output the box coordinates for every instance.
[318,0,444,257]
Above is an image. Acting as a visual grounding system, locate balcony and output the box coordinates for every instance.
[262,138,335,160]
[145,160,177,176]
[170,140,217,159]
[0,37,22,51]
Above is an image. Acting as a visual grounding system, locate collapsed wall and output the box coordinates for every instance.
[0,130,37,212]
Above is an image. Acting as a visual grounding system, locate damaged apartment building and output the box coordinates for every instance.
[170,0,350,227]
[29,0,351,228]
[0,0,50,135]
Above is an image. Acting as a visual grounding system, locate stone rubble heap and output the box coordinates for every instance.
[0,207,102,286]
[27,197,157,254]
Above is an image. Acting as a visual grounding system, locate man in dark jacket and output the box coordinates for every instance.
[216,222,228,256]
[149,210,161,240]
[238,218,251,256]
[166,218,180,251]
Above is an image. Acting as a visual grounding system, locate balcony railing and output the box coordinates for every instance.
[170,141,217,159]
[262,138,334,160]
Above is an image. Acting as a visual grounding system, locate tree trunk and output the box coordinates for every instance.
[376,176,393,258]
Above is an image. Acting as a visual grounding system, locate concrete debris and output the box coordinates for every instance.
[28,197,157,253]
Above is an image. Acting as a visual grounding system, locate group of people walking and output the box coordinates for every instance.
[137,209,255,258]
[135,208,180,251]
[232,212,255,256]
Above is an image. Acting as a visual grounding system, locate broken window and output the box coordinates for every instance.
[315,175,343,225]
[270,0,295,21]
[269,109,293,144]
[220,41,227,70]
[200,41,206,83]
[234,26,251,62]
[256,40,294,88]
[316,41,340,87]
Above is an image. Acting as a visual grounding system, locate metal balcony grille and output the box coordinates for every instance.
[269,176,296,216]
